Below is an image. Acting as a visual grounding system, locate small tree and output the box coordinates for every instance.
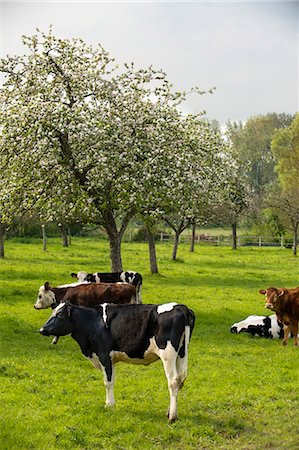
[265,185,299,256]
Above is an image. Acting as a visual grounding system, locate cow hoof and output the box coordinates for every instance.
[169,416,177,423]
[166,409,178,422]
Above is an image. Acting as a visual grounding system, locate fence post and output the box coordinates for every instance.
[281,235,284,248]
[160,232,163,242]
[259,236,262,247]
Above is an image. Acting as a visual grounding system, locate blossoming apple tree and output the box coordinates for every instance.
[0,29,226,268]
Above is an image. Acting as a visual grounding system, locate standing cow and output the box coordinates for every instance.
[259,287,299,346]
[71,270,142,303]
[34,282,137,310]
[34,282,137,345]
[39,301,195,422]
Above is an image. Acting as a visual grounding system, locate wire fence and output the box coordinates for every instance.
[142,233,294,248]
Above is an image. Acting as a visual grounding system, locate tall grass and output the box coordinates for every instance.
[0,237,299,449]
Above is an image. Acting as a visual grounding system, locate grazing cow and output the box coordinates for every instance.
[39,301,195,422]
[259,287,299,346]
[71,270,142,303]
[231,314,284,339]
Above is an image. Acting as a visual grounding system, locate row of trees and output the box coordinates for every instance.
[226,113,299,255]
[0,29,298,271]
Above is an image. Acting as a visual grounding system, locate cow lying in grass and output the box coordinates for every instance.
[39,301,195,422]
[71,270,142,303]
[231,314,284,339]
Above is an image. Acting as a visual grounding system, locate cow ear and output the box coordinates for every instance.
[259,289,266,295]
[44,282,50,291]
[71,273,77,279]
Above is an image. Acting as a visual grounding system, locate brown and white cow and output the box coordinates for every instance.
[34,282,137,310]
[259,287,299,346]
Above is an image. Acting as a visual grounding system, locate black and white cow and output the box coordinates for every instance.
[70,270,142,303]
[39,301,195,422]
[231,314,284,339]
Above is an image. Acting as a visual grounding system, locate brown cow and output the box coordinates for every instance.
[34,282,137,310]
[259,287,299,346]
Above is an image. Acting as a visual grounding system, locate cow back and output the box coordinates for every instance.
[62,283,136,307]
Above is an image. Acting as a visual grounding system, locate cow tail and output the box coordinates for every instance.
[176,305,195,358]
[134,274,142,304]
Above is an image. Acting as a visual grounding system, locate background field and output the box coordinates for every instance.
[1,237,299,449]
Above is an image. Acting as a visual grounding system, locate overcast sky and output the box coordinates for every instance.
[0,1,298,125]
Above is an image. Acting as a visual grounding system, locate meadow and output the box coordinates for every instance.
[0,237,299,449]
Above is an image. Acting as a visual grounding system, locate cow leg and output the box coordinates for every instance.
[88,354,115,407]
[159,344,180,422]
[102,363,115,407]
[282,323,291,346]
[290,322,298,347]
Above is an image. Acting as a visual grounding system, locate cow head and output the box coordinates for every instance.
[259,287,286,311]
[34,282,56,309]
[39,302,73,337]
[71,271,88,282]
[86,273,97,283]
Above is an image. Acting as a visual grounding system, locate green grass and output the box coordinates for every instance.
[1,237,299,449]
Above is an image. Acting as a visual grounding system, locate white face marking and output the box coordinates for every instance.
[34,285,56,309]
[76,271,88,282]
[157,302,177,314]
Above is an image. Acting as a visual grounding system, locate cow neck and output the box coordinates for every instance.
[51,287,69,303]
[70,306,101,357]
[275,294,289,313]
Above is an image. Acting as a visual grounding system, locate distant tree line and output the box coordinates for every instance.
[0,29,298,269]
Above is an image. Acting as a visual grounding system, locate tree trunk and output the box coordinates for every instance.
[0,224,5,259]
[165,218,190,261]
[59,223,69,247]
[232,221,237,250]
[41,224,47,251]
[292,223,298,257]
[103,210,133,272]
[190,221,196,253]
[172,232,180,261]
[147,228,158,274]
[108,234,122,271]
[67,225,71,246]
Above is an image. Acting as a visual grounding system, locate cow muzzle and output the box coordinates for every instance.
[265,302,273,309]
[39,327,50,336]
